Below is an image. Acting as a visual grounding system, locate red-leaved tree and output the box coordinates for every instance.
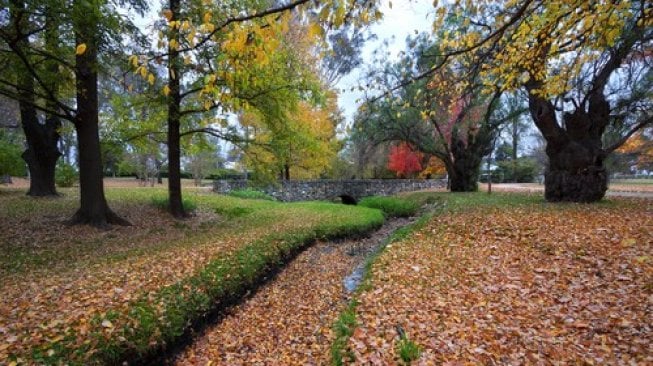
[387,142,423,178]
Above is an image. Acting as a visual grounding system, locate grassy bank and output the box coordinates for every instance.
[0,187,384,364]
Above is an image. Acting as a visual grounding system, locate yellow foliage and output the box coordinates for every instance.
[429,0,640,97]
[618,131,653,167]
[240,100,339,180]
[419,156,447,178]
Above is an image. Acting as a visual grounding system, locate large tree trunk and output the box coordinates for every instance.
[18,74,60,196]
[70,9,129,226]
[11,0,60,196]
[445,126,494,192]
[528,93,609,202]
[166,0,186,218]
[543,111,608,202]
[524,21,647,203]
[448,148,481,192]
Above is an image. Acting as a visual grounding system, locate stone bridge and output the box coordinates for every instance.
[213,179,447,202]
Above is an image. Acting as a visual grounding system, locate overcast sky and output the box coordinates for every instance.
[335,0,434,126]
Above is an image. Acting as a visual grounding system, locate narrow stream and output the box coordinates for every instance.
[165,216,416,365]
[342,217,415,293]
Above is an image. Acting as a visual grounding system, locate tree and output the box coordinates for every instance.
[0,0,146,225]
[3,1,62,196]
[184,135,223,186]
[424,0,653,202]
[130,0,381,217]
[353,33,521,191]
[387,142,423,178]
[419,156,447,178]
[239,98,339,181]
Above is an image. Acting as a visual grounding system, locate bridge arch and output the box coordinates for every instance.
[338,194,358,205]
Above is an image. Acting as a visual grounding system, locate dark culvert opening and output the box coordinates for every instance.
[340,195,358,205]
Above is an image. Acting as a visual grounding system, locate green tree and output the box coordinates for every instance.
[0,130,26,177]
[130,0,381,217]
[0,0,147,225]
[2,1,62,196]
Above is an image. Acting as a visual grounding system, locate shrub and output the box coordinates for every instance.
[228,188,276,201]
[0,141,25,177]
[496,158,538,183]
[358,196,420,218]
[55,163,78,187]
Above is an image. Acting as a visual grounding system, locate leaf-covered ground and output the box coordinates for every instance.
[170,218,414,365]
[346,198,652,365]
[0,187,381,363]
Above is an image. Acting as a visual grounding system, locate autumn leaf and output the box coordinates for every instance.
[162,9,173,21]
[347,198,652,364]
[75,43,87,55]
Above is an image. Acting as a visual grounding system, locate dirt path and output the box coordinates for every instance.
[481,183,653,198]
[167,217,414,365]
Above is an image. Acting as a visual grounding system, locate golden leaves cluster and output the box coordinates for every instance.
[430,0,643,97]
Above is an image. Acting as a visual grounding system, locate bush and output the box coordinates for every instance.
[358,196,420,218]
[496,158,538,183]
[228,188,276,201]
[55,163,78,187]
[0,141,25,177]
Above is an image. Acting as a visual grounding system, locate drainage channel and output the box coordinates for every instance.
[164,216,416,365]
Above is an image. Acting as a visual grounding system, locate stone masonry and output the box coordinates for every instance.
[213,179,447,202]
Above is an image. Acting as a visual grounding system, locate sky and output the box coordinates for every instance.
[335,0,435,126]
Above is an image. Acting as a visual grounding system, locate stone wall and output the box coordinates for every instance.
[213,179,447,202]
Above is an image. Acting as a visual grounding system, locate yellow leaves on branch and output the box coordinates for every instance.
[128,55,139,68]
[203,12,212,24]
[429,0,639,98]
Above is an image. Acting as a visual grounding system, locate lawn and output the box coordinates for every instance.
[0,185,384,364]
[334,192,652,365]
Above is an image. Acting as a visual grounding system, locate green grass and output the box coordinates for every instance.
[396,333,421,364]
[400,191,544,211]
[0,189,289,276]
[1,188,385,364]
[358,196,421,217]
[331,301,359,366]
[150,194,198,212]
[228,188,276,201]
